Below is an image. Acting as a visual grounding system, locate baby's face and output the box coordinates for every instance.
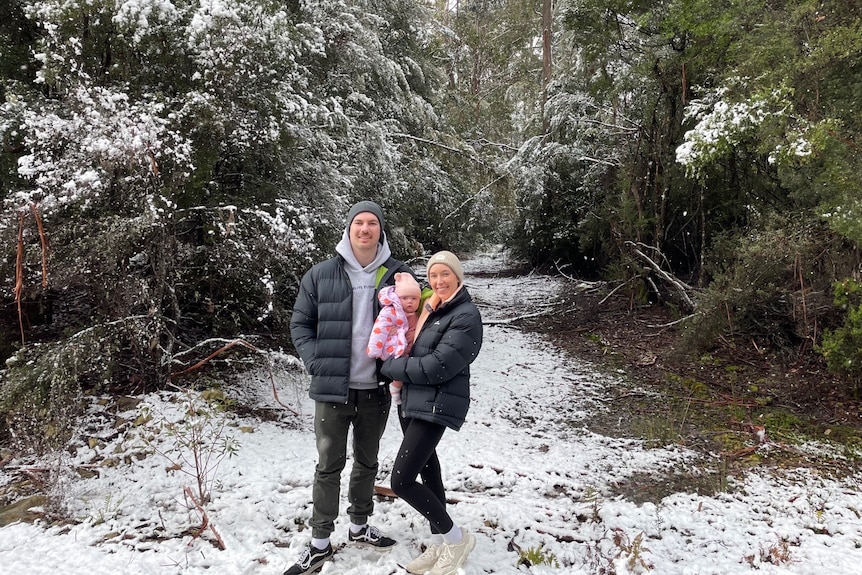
[400,295,420,313]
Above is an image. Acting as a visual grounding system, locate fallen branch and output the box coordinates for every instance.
[483,308,555,325]
[169,338,300,416]
[184,486,226,550]
[646,312,701,329]
[391,132,469,156]
[443,174,507,222]
[599,278,636,307]
[720,445,759,460]
[373,485,397,499]
[170,339,258,377]
[684,396,758,409]
[534,527,589,544]
[625,241,697,311]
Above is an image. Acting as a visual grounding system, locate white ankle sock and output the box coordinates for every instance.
[442,525,462,545]
[349,522,367,534]
[311,537,330,549]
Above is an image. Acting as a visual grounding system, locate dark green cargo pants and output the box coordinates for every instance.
[311,387,391,539]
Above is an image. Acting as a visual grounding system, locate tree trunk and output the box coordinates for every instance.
[541,0,553,134]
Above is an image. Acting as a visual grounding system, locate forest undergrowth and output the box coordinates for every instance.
[488,269,862,500]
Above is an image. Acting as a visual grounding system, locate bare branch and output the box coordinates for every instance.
[646,312,702,329]
[599,278,637,307]
[169,338,300,416]
[391,132,470,156]
[184,486,226,550]
[625,241,697,311]
[443,174,508,221]
[554,260,607,291]
[577,155,621,167]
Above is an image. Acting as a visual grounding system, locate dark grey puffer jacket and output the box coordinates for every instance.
[380,287,483,431]
[290,255,414,403]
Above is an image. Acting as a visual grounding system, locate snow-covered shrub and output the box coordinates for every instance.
[0,316,158,454]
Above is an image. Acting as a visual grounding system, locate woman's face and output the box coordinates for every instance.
[428,263,458,300]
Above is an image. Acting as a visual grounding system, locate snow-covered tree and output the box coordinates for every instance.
[0,0,461,451]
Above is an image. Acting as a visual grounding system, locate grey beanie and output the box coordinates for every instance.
[427,250,465,284]
[346,200,385,243]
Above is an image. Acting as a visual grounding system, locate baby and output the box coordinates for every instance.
[367,272,421,404]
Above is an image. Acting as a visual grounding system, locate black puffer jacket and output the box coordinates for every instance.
[381,287,483,431]
[290,255,414,403]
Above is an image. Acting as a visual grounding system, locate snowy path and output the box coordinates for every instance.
[1,250,861,574]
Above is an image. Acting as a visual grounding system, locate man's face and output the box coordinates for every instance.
[400,294,420,313]
[349,212,381,253]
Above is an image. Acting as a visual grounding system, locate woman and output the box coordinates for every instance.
[380,250,483,575]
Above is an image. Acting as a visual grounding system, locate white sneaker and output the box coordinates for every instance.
[428,532,476,575]
[406,544,442,575]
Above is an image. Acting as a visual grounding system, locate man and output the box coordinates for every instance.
[286,200,414,575]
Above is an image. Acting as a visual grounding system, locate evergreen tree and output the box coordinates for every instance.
[0,0,463,450]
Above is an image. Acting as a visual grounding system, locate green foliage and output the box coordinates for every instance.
[168,204,315,341]
[509,149,606,274]
[685,225,801,354]
[517,544,560,569]
[89,492,125,526]
[671,0,862,260]
[423,0,540,253]
[759,410,802,439]
[1,0,485,442]
[3,0,862,453]
[820,279,862,384]
[0,2,38,90]
[683,216,847,357]
[437,0,542,142]
[0,199,314,398]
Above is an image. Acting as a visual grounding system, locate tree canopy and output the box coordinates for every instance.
[2,0,862,449]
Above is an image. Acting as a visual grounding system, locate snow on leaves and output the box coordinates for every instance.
[8,84,193,213]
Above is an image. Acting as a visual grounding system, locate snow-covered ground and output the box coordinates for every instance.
[1,249,861,574]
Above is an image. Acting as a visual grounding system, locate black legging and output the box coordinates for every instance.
[391,415,452,534]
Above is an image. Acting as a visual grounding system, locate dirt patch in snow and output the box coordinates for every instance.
[475,267,862,498]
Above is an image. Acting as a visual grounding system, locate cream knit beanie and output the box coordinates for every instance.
[426,250,464,284]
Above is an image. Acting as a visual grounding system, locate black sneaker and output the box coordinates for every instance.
[348,525,396,549]
[283,543,333,575]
